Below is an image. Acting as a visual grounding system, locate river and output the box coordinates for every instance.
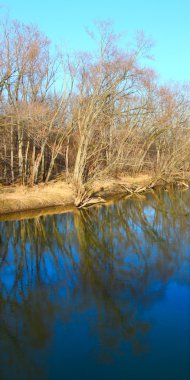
[0,189,190,380]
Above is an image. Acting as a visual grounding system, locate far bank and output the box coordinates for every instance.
[0,174,189,221]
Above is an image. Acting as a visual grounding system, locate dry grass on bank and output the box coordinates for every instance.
[0,174,152,217]
[0,181,75,216]
[0,173,189,221]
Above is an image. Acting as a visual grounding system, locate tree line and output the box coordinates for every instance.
[0,18,190,189]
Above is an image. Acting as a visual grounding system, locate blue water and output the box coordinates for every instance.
[0,189,190,380]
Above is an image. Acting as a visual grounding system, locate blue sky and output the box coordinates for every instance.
[1,0,190,83]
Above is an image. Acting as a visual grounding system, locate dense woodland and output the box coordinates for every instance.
[0,17,190,190]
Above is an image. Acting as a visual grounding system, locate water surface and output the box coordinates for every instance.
[0,189,190,380]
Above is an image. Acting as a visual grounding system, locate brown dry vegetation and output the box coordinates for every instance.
[0,17,190,212]
[1,173,189,218]
[0,174,151,215]
[0,181,74,215]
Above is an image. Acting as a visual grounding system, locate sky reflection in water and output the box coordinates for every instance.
[0,189,190,380]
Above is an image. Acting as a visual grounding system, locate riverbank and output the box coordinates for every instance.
[0,174,189,221]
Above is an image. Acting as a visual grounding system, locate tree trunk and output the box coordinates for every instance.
[65,137,69,179]
[10,124,14,183]
[18,123,23,182]
[24,140,30,184]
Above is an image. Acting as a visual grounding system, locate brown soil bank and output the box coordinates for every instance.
[0,174,189,221]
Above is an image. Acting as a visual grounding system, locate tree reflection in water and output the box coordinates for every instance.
[0,189,190,379]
